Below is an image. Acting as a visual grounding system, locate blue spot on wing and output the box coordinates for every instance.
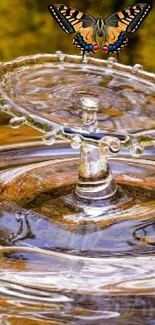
[73,33,94,52]
[118,40,122,46]
[108,32,127,53]
[88,44,93,51]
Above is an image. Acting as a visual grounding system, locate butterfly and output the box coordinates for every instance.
[48,3,152,58]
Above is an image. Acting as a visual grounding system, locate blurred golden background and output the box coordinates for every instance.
[0,0,154,147]
[0,0,154,71]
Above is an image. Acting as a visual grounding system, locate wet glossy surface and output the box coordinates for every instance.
[0,144,154,324]
[0,55,154,324]
[1,59,155,134]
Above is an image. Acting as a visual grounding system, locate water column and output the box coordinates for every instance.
[74,96,117,200]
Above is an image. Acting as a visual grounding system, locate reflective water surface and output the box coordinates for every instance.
[1,57,155,134]
[0,144,154,324]
[0,55,154,324]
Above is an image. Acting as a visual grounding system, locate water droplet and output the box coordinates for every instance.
[107,56,117,68]
[42,129,58,145]
[105,136,121,154]
[80,96,99,110]
[56,51,65,62]
[82,53,88,63]
[132,64,143,74]
[9,116,25,129]
[1,104,11,113]
[130,139,144,157]
[71,135,82,149]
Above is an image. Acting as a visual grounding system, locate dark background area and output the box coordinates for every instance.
[0,0,154,70]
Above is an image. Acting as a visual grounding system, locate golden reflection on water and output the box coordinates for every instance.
[0,120,155,324]
[0,112,41,147]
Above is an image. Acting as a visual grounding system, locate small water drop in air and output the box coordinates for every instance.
[130,140,144,157]
[105,136,121,154]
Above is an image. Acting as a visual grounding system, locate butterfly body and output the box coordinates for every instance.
[48,3,152,56]
[96,17,105,37]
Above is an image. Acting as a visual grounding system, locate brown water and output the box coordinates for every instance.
[0,55,155,324]
[0,142,154,324]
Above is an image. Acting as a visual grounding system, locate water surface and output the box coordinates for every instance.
[0,55,154,324]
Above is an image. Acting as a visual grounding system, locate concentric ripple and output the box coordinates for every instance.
[0,147,154,256]
[1,60,155,133]
[0,246,155,324]
[0,145,153,325]
[0,54,154,324]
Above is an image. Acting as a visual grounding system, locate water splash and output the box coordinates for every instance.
[71,134,82,149]
[130,138,144,157]
[132,63,143,74]
[9,116,25,129]
[0,53,154,324]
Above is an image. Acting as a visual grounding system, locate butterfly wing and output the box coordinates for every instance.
[102,3,152,54]
[48,4,96,34]
[102,27,128,54]
[48,4,99,53]
[73,27,99,53]
[105,3,152,33]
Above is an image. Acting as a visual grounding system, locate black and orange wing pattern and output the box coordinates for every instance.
[48,3,152,56]
[48,4,99,53]
[73,27,99,53]
[102,27,128,54]
[102,3,152,54]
